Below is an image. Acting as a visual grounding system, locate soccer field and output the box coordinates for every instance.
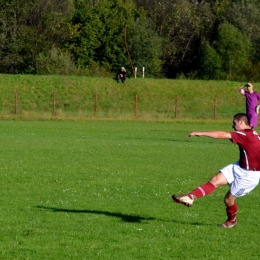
[1,120,259,259]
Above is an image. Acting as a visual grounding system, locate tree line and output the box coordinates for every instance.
[1,0,260,81]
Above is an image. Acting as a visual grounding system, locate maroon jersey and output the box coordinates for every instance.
[231,129,260,171]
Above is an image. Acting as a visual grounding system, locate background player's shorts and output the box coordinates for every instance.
[220,162,260,197]
[248,113,258,128]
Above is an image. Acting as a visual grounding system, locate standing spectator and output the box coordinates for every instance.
[238,82,260,129]
[117,67,126,83]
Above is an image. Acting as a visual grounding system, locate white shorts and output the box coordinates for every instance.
[220,162,260,197]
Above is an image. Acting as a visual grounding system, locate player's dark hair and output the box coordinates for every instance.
[233,113,250,126]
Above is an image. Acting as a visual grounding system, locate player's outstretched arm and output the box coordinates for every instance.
[188,131,231,139]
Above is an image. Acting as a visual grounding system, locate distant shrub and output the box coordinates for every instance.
[36,47,77,75]
[76,61,114,78]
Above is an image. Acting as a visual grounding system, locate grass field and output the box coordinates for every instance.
[1,120,260,259]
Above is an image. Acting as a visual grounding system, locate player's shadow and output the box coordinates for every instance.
[36,206,155,223]
[35,206,212,226]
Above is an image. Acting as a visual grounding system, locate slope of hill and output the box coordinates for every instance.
[0,74,253,121]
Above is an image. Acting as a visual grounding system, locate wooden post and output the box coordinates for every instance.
[94,93,98,116]
[175,95,178,119]
[53,92,56,116]
[214,96,217,119]
[213,97,218,119]
[134,94,138,119]
[14,91,18,114]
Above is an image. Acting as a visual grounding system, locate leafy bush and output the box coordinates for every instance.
[36,47,77,75]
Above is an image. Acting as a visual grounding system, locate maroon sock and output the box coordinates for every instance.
[189,182,216,199]
[226,203,238,222]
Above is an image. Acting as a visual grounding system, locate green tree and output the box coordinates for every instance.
[199,41,224,80]
[126,18,163,77]
[67,0,141,74]
[224,1,260,71]
[212,0,232,15]
[31,0,75,74]
[133,0,216,78]
[216,22,251,80]
[0,0,74,74]
[0,0,35,73]
[65,1,99,69]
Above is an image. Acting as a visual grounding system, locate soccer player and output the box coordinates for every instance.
[238,82,260,129]
[172,113,260,228]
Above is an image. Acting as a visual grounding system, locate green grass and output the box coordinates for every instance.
[0,120,259,259]
[0,74,255,120]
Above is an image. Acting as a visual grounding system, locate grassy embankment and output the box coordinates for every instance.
[0,73,253,121]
